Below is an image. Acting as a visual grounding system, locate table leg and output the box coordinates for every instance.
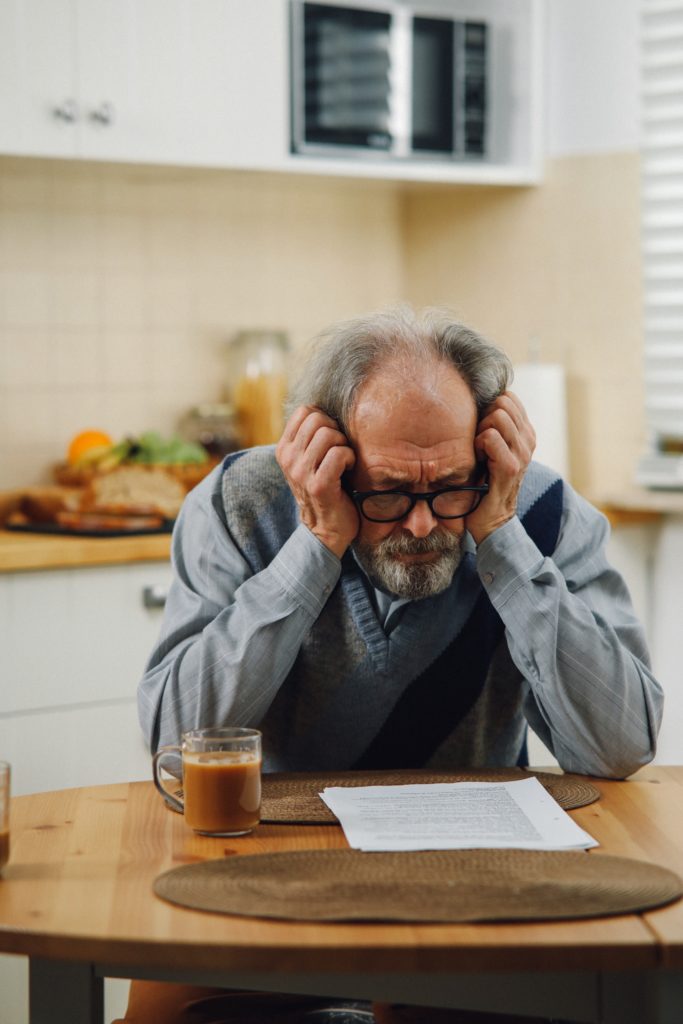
[29,958,103,1024]
[652,970,683,1024]
[601,970,683,1024]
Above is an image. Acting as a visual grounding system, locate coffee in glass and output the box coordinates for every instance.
[153,729,261,836]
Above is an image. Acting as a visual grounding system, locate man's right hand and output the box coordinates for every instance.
[276,405,358,559]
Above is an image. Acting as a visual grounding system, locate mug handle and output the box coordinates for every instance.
[152,746,184,814]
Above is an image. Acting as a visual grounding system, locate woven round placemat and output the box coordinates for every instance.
[154,848,682,922]
[260,768,599,824]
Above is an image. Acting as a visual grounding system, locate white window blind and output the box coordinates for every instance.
[642,0,683,440]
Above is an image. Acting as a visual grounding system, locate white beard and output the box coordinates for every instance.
[352,528,464,600]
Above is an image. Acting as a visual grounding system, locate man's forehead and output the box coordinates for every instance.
[349,363,477,435]
[357,445,477,486]
[349,386,476,450]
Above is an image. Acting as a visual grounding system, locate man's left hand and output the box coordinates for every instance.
[465,391,536,545]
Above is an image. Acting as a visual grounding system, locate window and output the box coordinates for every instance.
[641,0,683,451]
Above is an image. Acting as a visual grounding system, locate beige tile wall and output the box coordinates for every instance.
[402,152,645,497]
[0,151,644,496]
[0,158,404,488]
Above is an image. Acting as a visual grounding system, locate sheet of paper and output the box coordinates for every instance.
[320,778,598,852]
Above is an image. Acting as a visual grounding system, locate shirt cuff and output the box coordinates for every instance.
[475,516,547,609]
[268,523,342,617]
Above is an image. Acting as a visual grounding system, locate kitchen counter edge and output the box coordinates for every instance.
[0,529,171,572]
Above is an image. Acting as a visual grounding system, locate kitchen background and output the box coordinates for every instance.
[0,1,643,499]
[2,1,683,1020]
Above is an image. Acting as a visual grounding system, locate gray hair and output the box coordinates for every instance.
[288,305,513,432]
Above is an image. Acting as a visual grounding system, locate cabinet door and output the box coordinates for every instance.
[173,0,288,169]
[0,701,153,796]
[76,0,184,163]
[0,561,172,794]
[76,0,287,168]
[0,0,79,157]
[0,562,172,716]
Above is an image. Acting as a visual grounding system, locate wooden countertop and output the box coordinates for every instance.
[591,488,683,528]
[0,486,172,571]
[0,528,171,572]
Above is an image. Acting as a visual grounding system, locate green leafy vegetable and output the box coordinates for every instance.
[126,432,208,465]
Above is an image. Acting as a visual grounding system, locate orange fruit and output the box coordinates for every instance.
[67,429,113,465]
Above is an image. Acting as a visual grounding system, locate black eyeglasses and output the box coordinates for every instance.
[350,483,489,523]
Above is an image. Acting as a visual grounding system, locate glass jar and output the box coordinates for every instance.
[179,403,240,458]
[227,330,289,448]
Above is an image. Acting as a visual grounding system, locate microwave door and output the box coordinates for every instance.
[410,16,487,160]
[292,2,394,155]
[289,3,487,162]
[411,16,455,156]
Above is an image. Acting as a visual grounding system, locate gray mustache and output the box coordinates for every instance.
[380,530,461,556]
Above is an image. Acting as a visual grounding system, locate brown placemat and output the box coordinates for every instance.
[260,768,600,824]
[154,848,682,922]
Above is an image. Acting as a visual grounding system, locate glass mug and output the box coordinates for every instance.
[153,728,262,836]
[0,761,10,872]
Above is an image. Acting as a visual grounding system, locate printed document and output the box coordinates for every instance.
[320,778,598,852]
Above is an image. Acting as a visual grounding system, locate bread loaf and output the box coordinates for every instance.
[19,487,81,522]
[82,466,186,519]
[7,466,188,533]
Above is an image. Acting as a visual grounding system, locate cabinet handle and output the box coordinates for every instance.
[53,99,78,123]
[142,585,168,609]
[90,102,115,126]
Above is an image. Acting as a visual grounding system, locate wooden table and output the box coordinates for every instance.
[3,768,683,1024]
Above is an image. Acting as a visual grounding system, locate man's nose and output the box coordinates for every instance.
[400,498,438,538]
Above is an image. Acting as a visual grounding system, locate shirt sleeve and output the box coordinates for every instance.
[475,485,664,779]
[137,472,342,753]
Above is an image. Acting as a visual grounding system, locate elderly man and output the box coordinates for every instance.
[127,307,662,1024]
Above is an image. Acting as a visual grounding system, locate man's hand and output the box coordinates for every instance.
[465,391,536,545]
[276,405,358,558]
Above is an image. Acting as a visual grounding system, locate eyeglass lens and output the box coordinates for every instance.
[360,489,481,522]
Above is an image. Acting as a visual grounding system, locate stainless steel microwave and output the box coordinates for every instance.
[289,1,488,160]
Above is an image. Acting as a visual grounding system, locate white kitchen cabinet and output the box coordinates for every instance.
[76,0,287,168]
[0,0,78,158]
[0,558,173,1024]
[174,0,288,170]
[0,559,172,796]
[0,0,286,167]
[0,0,542,184]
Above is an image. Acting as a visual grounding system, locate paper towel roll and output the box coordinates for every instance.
[512,363,569,479]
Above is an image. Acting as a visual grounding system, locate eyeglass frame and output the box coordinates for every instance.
[349,481,490,523]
